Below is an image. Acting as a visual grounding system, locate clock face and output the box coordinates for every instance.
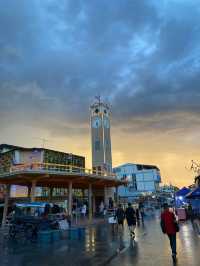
[92,117,101,128]
[103,117,110,128]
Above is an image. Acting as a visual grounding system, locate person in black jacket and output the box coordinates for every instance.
[125,203,136,239]
[115,204,125,229]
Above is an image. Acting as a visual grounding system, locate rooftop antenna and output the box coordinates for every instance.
[34,137,50,149]
[95,95,101,105]
[94,95,112,111]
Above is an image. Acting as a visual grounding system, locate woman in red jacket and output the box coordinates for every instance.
[161,203,179,263]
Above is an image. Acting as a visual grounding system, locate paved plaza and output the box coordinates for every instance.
[0,213,200,266]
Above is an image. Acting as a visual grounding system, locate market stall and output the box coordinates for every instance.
[7,202,71,242]
[175,187,190,208]
[186,187,200,216]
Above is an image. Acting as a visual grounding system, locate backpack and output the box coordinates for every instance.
[116,209,125,221]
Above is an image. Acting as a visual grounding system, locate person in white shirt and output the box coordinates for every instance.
[81,204,87,218]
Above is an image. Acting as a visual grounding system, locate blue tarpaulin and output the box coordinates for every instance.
[176,187,190,197]
[175,187,190,207]
[186,187,200,199]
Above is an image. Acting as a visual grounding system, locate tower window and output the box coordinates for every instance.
[104,109,107,114]
[95,108,99,114]
[95,140,100,151]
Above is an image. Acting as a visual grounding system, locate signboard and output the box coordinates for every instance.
[12,150,42,165]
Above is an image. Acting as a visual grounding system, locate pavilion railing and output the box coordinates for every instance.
[0,163,116,178]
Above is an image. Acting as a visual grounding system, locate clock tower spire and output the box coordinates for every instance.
[90,97,112,174]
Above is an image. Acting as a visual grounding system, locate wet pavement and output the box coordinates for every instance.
[0,213,200,266]
[110,216,200,266]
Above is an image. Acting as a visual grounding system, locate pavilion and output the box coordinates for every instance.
[0,162,126,228]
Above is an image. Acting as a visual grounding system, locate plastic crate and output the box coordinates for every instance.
[51,230,61,241]
[38,231,51,243]
[69,228,79,240]
[78,227,85,239]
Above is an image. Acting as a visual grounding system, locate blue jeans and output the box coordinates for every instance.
[168,234,176,255]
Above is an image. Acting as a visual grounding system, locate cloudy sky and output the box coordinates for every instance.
[1,0,200,187]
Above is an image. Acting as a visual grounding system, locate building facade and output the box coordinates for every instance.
[113,163,161,199]
[0,144,85,197]
[0,144,85,171]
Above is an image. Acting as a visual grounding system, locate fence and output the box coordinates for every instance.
[0,163,116,178]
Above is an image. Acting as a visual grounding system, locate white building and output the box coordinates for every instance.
[113,163,161,198]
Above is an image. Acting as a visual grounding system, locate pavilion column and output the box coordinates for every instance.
[88,183,92,222]
[1,184,10,229]
[27,186,31,198]
[92,195,96,215]
[68,181,72,216]
[49,187,53,200]
[104,186,109,207]
[30,180,37,202]
[115,186,119,205]
[82,189,85,198]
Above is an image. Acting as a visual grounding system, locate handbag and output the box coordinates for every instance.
[160,219,166,234]
[174,221,179,232]
[173,212,179,232]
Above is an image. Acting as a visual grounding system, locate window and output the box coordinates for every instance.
[95,140,100,151]
[132,174,137,190]
[122,174,127,180]
[113,167,121,173]
[136,164,143,171]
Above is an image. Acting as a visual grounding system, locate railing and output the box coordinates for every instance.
[0,162,116,178]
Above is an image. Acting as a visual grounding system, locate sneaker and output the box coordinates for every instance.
[172,254,177,263]
[131,231,135,239]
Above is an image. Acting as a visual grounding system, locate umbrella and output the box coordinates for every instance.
[186,187,200,199]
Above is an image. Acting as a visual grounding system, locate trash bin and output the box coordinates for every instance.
[177,208,186,221]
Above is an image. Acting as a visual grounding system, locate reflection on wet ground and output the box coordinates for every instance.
[110,215,200,266]
[0,213,200,266]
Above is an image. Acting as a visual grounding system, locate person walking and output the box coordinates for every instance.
[161,203,179,263]
[125,203,136,239]
[81,203,87,218]
[139,202,145,224]
[136,208,140,225]
[187,203,194,223]
[99,201,104,217]
[115,204,125,230]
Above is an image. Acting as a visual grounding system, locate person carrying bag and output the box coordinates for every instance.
[160,203,179,263]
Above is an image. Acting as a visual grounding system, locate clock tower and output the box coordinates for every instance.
[90,97,112,174]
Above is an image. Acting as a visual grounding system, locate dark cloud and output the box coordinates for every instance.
[0,0,200,136]
[117,112,200,135]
